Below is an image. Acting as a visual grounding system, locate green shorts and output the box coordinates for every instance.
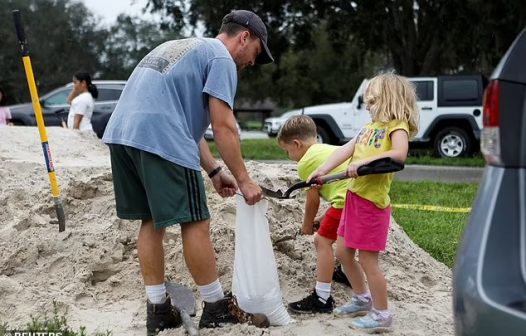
[108,144,210,229]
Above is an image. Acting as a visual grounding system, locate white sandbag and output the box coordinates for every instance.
[232,195,292,326]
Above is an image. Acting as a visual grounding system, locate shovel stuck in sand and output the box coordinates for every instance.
[12,10,66,232]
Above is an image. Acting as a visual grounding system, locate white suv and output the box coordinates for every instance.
[263,109,302,136]
[302,75,487,157]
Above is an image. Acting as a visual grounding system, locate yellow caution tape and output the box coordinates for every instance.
[391,203,471,213]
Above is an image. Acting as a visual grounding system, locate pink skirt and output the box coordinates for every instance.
[337,191,391,251]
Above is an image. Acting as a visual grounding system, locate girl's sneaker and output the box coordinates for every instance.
[334,296,372,317]
[350,310,393,333]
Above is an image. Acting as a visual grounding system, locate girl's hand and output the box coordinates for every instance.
[307,169,327,185]
[346,159,368,178]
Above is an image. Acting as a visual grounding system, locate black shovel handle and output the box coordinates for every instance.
[311,157,404,185]
[12,10,29,56]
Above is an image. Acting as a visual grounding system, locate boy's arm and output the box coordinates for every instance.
[302,188,320,235]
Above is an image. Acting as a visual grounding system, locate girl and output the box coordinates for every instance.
[67,72,98,133]
[310,73,419,333]
[0,87,13,126]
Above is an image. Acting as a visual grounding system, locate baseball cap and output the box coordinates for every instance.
[222,10,274,64]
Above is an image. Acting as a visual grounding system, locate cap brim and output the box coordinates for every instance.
[256,40,274,64]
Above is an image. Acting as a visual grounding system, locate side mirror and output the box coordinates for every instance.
[357,95,364,109]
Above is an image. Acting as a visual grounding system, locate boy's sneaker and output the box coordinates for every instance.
[146,297,182,336]
[332,265,352,288]
[288,290,335,314]
[199,293,269,329]
[334,295,372,317]
[350,310,393,333]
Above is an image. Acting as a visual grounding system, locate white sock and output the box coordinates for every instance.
[198,279,224,303]
[315,281,332,300]
[373,308,392,320]
[355,292,372,303]
[145,283,167,304]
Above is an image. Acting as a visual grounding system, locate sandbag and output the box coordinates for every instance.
[232,195,292,326]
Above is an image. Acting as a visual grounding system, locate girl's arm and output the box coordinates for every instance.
[309,138,356,180]
[302,188,320,235]
[346,129,408,178]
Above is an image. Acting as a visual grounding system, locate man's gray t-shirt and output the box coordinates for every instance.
[102,37,237,170]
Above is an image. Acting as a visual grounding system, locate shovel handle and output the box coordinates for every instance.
[314,172,348,185]
[12,10,29,56]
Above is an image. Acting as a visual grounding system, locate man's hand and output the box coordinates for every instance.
[211,171,237,198]
[238,179,262,205]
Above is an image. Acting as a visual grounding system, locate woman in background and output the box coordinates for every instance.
[67,72,98,133]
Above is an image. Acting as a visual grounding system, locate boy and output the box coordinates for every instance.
[277,115,349,314]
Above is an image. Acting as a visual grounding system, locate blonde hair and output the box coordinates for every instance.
[364,73,419,139]
[277,115,317,143]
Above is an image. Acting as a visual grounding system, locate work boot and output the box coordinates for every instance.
[146,296,182,336]
[199,293,269,329]
[288,290,334,314]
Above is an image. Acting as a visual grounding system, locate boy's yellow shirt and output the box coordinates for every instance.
[297,144,350,209]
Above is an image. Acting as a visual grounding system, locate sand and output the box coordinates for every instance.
[0,127,454,335]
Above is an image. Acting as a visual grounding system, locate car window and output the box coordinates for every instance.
[442,79,479,101]
[96,88,123,101]
[412,81,434,101]
[44,89,69,106]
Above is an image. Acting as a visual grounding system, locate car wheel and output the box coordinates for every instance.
[434,127,472,158]
[316,126,331,144]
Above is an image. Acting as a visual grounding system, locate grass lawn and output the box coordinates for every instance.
[390,181,479,268]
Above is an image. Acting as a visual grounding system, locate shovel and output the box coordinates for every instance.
[13,10,66,232]
[262,157,404,199]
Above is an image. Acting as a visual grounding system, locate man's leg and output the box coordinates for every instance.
[138,219,166,285]
[180,219,218,285]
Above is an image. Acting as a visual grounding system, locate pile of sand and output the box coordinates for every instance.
[0,127,453,335]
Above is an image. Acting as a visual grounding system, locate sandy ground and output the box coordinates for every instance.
[0,127,454,335]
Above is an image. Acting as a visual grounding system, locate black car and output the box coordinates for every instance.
[453,28,526,335]
[8,80,126,138]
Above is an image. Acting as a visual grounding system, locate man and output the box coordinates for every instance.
[102,9,273,335]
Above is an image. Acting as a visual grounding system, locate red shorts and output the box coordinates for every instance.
[317,206,343,241]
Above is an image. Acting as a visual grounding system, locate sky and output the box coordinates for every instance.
[81,0,155,25]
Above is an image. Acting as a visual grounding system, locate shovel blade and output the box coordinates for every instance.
[260,186,289,199]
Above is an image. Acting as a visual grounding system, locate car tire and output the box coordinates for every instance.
[316,126,331,144]
[434,127,472,158]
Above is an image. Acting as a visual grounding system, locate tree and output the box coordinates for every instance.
[99,14,182,80]
[0,0,108,104]
[144,0,526,106]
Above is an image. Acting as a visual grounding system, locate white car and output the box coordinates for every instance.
[263,109,302,136]
[204,121,241,140]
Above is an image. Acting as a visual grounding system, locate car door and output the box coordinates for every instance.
[91,86,124,137]
[39,87,71,126]
[350,79,372,137]
[410,78,437,141]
